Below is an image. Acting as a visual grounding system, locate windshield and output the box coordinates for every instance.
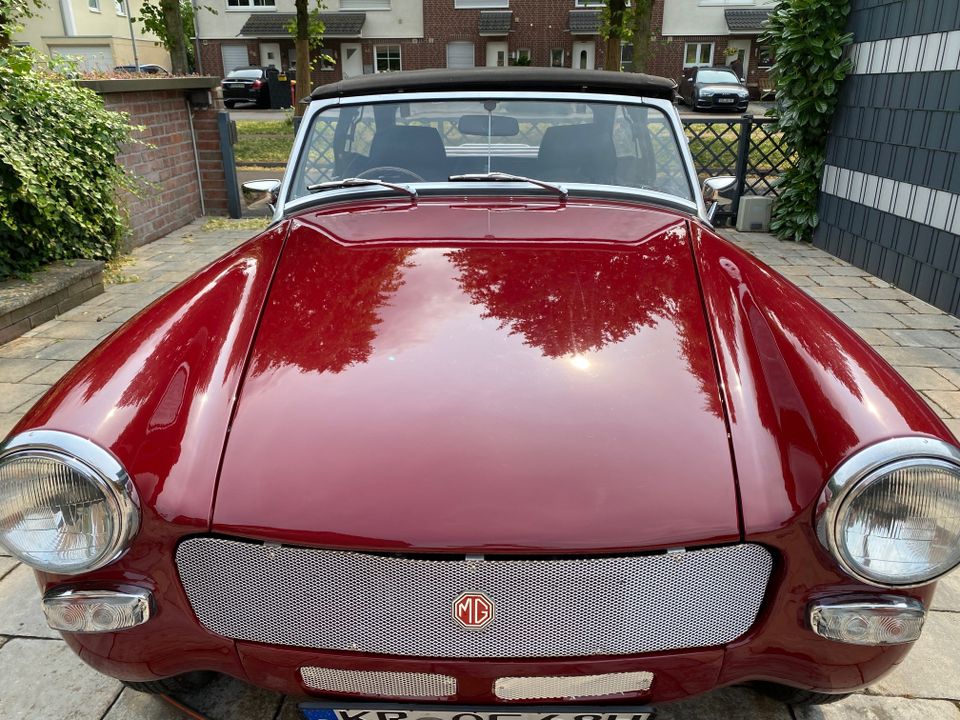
[289,98,693,202]
[696,70,740,84]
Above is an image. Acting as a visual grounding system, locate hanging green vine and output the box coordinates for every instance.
[762,0,854,242]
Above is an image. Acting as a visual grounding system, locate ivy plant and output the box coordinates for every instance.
[0,49,133,278]
[762,0,853,242]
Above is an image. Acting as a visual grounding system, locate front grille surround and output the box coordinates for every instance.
[176,538,773,658]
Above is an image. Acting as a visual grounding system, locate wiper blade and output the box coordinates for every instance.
[448,172,568,200]
[307,178,417,198]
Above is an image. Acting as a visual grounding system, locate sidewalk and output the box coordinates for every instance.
[0,222,958,720]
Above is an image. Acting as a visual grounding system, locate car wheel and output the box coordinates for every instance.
[123,671,217,696]
[753,682,852,706]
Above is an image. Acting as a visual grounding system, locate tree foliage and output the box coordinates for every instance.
[0,50,133,278]
[600,0,656,72]
[136,0,201,71]
[0,0,41,49]
[761,0,853,242]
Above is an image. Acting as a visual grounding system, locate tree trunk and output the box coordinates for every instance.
[630,0,653,73]
[603,0,627,71]
[294,0,310,116]
[160,0,189,74]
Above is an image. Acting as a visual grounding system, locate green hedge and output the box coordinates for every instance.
[0,51,133,279]
[763,0,854,242]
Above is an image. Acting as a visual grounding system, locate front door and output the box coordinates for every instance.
[259,42,281,70]
[486,41,508,67]
[726,39,751,81]
[341,43,363,78]
[572,41,595,70]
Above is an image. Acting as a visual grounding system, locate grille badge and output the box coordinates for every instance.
[453,591,494,630]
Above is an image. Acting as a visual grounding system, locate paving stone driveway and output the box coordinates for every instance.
[0,221,959,720]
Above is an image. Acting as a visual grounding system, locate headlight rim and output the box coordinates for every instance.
[0,430,140,575]
[818,436,960,588]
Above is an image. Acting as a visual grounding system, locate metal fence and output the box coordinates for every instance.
[682,114,794,224]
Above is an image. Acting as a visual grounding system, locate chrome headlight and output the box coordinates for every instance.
[818,437,960,587]
[737,90,749,98]
[699,88,716,97]
[0,430,139,575]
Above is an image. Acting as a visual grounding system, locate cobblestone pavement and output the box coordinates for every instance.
[0,222,959,720]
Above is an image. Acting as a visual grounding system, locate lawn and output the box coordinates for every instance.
[234,120,295,164]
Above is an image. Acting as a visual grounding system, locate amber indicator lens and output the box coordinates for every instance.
[837,460,960,585]
[0,453,119,573]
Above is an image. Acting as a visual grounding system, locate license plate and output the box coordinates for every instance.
[717,98,735,103]
[226,83,244,88]
[300,706,656,720]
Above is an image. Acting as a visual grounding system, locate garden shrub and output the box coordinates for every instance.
[0,50,133,278]
[762,0,853,242]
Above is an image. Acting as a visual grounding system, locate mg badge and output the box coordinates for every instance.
[453,591,494,630]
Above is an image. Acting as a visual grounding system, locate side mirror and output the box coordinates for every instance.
[242,179,281,208]
[702,176,737,222]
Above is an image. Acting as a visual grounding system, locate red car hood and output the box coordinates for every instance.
[213,198,740,553]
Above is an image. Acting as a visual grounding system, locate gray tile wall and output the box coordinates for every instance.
[814,0,960,315]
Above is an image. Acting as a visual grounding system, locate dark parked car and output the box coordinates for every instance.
[1,69,959,718]
[679,66,749,111]
[221,66,272,108]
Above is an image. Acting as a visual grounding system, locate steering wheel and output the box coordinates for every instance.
[356,166,425,183]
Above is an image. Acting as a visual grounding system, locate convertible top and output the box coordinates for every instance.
[308,67,677,102]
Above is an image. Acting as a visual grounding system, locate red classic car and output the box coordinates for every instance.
[1,69,959,718]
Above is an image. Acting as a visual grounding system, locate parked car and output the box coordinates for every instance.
[679,66,750,111]
[221,66,272,108]
[113,64,170,75]
[1,68,958,717]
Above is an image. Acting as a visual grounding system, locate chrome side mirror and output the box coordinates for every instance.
[702,176,737,222]
[242,179,281,208]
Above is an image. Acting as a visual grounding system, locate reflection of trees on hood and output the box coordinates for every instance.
[252,246,414,376]
[447,244,722,417]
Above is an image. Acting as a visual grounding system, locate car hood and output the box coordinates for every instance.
[697,82,743,92]
[213,198,740,553]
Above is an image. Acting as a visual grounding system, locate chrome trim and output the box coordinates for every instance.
[494,672,654,700]
[0,430,140,574]
[276,91,707,223]
[808,596,925,645]
[42,588,153,632]
[300,668,457,698]
[816,436,960,588]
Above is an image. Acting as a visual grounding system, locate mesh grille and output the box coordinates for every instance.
[176,538,772,658]
[495,672,654,700]
[300,668,456,698]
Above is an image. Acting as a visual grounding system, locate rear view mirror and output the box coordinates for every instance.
[242,179,281,208]
[458,114,520,137]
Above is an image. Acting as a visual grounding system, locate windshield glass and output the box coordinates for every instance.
[696,70,740,84]
[289,99,693,202]
[227,69,263,79]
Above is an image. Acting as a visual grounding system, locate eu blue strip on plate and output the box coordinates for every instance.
[301,708,339,720]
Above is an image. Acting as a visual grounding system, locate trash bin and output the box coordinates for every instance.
[266,67,292,109]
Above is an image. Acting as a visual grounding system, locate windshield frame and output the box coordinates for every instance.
[274,91,706,223]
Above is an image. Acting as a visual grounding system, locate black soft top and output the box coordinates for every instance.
[309,68,677,102]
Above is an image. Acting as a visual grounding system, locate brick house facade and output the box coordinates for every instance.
[196,1,776,97]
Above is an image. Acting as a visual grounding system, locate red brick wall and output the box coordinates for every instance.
[99,88,228,248]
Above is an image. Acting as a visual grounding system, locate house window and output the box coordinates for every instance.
[514,48,531,65]
[756,43,774,68]
[114,0,125,14]
[574,0,604,5]
[550,48,564,67]
[699,0,754,4]
[455,0,508,7]
[340,0,389,9]
[683,42,713,67]
[88,0,100,11]
[375,45,401,72]
[227,0,276,8]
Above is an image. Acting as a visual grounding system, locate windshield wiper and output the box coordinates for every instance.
[448,172,568,200]
[307,178,417,198]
